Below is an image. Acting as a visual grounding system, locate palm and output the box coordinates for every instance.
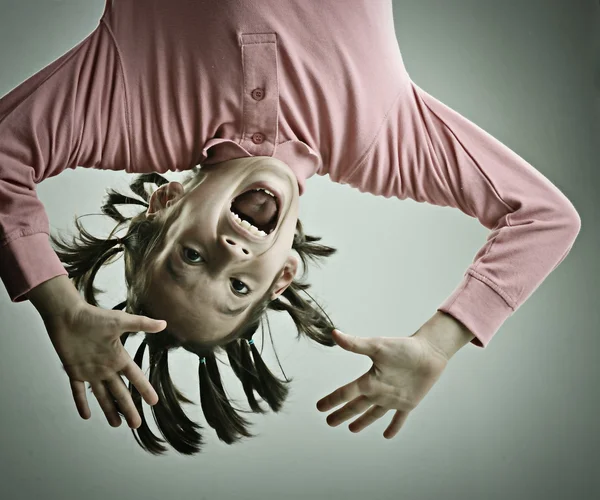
[59,307,129,377]
[42,301,166,429]
[316,330,448,439]
[370,336,445,405]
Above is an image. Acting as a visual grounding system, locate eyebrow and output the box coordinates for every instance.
[165,256,249,317]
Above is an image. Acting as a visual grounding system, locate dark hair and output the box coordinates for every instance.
[50,166,337,456]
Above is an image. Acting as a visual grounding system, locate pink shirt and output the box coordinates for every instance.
[0,0,581,347]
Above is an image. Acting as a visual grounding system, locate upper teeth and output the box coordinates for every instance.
[255,187,276,199]
[231,211,268,237]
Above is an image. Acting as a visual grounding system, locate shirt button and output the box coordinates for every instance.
[251,88,265,101]
[252,133,264,144]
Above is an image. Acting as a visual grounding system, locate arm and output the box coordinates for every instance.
[0,17,130,304]
[414,310,475,360]
[341,79,581,348]
[27,275,84,320]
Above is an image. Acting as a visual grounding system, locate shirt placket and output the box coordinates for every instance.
[239,33,279,156]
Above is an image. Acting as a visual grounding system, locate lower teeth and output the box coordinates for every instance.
[231,212,268,236]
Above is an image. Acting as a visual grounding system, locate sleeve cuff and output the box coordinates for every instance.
[0,232,68,303]
[437,273,515,348]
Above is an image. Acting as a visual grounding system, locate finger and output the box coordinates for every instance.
[326,395,372,427]
[120,312,166,334]
[332,329,379,358]
[316,371,370,412]
[383,410,410,439]
[69,379,91,420]
[105,375,142,429]
[121,360,159,406]
[90,381,122,428]
[348,405,388,433]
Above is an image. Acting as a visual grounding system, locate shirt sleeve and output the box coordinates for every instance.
[0,18,131,303]
[340,79,581,348]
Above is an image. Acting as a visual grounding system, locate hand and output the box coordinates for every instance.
[41,301,167,429]
[316,329,449,439]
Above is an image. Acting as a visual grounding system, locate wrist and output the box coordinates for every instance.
[28,275,84,319]
[414,311,475,360]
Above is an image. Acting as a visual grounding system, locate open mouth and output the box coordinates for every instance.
[229,185,281,238]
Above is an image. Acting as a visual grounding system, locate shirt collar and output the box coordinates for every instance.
[199,138,320,195]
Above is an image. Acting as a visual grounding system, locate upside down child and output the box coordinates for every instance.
[0,0,581,456]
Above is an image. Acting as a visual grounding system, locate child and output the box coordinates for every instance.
[51,160,339,456]
[0,0,581,456]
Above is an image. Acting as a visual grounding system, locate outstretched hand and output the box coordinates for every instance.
[316,329,449,439]
[42,302,167,429]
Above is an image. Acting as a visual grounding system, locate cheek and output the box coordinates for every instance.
[251,219,295,282]
[253,252,284,278]
[252,247,288,284]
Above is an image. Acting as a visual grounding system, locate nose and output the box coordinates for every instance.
[219,234,252,261]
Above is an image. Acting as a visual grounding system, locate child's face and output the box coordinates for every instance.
[144,157,300,344]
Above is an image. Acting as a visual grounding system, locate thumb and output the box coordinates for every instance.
[120,312,167,334]
[332,329,377,357]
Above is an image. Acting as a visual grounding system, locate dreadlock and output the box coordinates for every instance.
[50,164,337,456]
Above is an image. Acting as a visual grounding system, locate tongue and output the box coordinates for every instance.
[231,190,278,228]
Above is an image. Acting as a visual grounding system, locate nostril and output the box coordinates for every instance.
[225,238,250,255]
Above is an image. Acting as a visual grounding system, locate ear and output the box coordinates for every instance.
[270,255,299,300]
[146,182,184,219]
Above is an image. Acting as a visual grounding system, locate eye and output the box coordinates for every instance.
[181,247,250,296]
[231,279,250,296]
[182,247,203,264]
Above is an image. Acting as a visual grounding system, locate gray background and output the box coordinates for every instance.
[0,1,598,499]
